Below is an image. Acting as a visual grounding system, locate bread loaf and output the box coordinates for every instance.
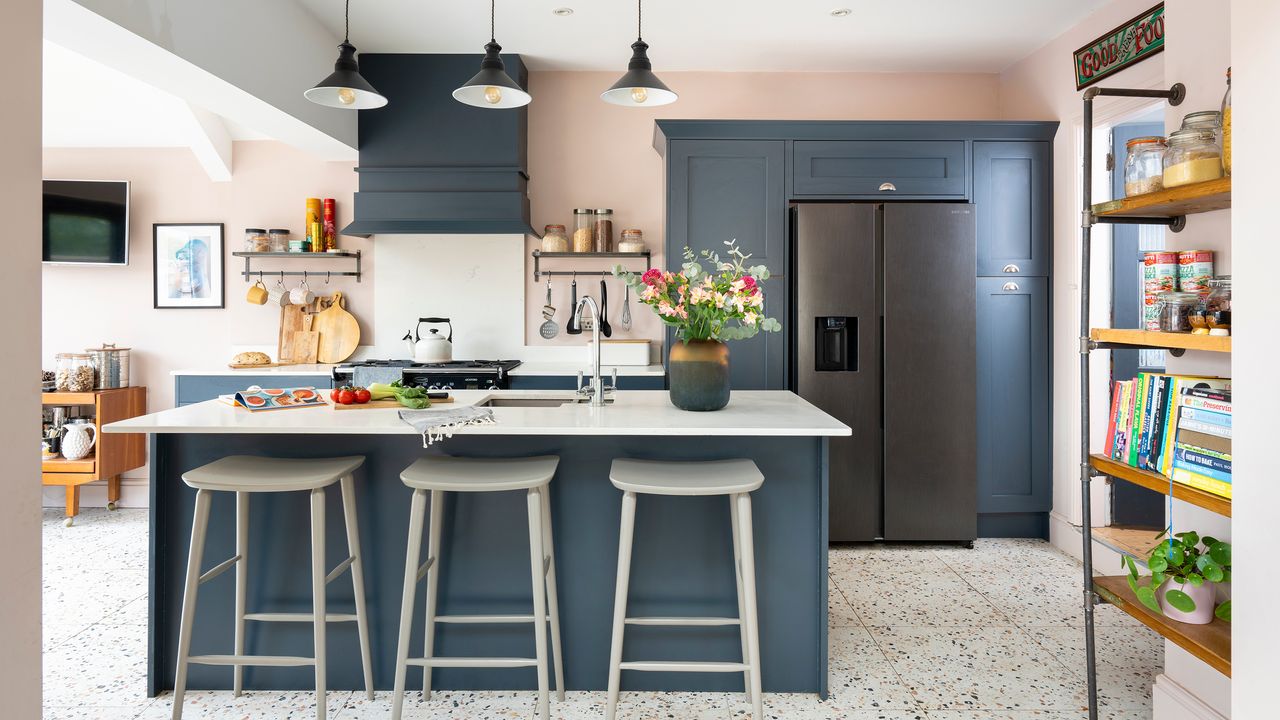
[232,351,271,366]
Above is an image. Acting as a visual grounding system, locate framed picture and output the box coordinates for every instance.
[153,223,225,309]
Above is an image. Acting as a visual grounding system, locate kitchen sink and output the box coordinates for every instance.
[477,397,575,408]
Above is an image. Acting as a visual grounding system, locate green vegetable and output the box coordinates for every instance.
[379,379,431,409]
[368,383,398,401]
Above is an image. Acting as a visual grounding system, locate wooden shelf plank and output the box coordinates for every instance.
[1090,455,1231,517]
[42,391,98,406]
[1090,328,1231,353]
[1092,526,1163,563]
[42,454,96,474]
[1093,575,1230,677]
[1092,177,1231,218]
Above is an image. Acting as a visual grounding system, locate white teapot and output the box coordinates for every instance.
[404,317,453,363]
[62,420,97,461]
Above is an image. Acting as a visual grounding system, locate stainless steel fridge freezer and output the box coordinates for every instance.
[792,203,977,543]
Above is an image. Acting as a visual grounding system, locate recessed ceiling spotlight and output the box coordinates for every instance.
[552,7,574,16]
[830,8,852,17]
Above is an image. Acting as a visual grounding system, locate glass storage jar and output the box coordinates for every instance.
[55,353,96,392]
[1204,275,1231,330]
[243,228,270,253]
[268,229,290,253]
[618,229,646,254]
[1180,110,1223,144]
[1163,128,1223,188]
[541,224,570,253]
[1157,291,1201,333]
[1124,136,1166,196]
[572,209,595,253]
[1221,67,1232,175]
[593,208,614,252]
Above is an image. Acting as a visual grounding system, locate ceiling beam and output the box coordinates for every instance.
[182,103,233,182]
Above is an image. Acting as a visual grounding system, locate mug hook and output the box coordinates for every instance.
[325,271,332,284]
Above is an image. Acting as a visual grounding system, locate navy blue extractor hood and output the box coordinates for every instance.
[342,54,535,237]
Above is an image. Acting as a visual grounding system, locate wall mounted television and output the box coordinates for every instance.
[43,179,130,265]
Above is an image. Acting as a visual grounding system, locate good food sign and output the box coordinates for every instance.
[1074,3,1165,90]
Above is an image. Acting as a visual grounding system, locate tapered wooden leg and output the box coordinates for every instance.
[730,494,752,704]
[526,488,550,720]
[605,491,637,720]
[107,476,121,509]
[233,492,249,696]
[65,485,81,520]
[540,484,566,701]
[392,489,427,720]
[172,489,212,720]
[310,488,327,720]
[736,493,764,720]
[422,489,444,699]
[340,477,375,701]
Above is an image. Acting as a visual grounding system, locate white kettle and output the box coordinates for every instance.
[62,420,97,461]
[405,317,453,363]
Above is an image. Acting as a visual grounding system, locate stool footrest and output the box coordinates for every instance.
[415,556,436,583]
[188,654,315,667]
[197,554,241,585]
[619,660,750,673]
[406,657,538,669]
[624,616,742,627]
[325,555,356,585]
[243,612,359,623]
[434,614,548,624]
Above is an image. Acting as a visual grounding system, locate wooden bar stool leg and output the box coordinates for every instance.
[605,490,637,720]
[340,476,375,701]
[540,484,566,701]
[310,487,327,720]
[736,492,764,719]
[233,492,249,697]
[729,494,752,704]
[526,487,551,720]
[392,489,427,720]
[422,489,445,699]
[172,488,212,720]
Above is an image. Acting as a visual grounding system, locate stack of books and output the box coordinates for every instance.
[1104,374,1232,499]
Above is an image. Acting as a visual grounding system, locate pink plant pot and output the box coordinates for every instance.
[1157,578,1217,624]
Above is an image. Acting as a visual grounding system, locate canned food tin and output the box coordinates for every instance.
[1178,250,1214,293]
[1143,294,1162,331]
[1143,251,1178,294]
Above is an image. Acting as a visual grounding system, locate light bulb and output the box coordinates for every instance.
[631,87,648,104]
[484,86,503,104]
[337,87,357,106]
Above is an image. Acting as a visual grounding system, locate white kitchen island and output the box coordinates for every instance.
[107,390,849,698]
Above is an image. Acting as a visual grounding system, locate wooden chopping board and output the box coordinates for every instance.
[278,296,333,363]
[327,396,454,410]
[313,291,361,364]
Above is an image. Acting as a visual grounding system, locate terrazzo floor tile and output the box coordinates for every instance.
[141,691,354,719]
[924,711,1148,720]
[829,625,888,669]
[43,569,147,628]
[42,623,149,708]
[1027,626,1161,711]
[932,539,1081,575]
[43,621,89,652]
[829,577,863,627]
[956,570,1136,629]
[869,626,1085,711]
[826,655,922,710]
[838,570,1014,627]
[42,704,156,720]
[334,689,537,719]
[727,693,927,720]
[614,691,737,719]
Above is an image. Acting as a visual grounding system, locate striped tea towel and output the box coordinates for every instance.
[399,406,496,446]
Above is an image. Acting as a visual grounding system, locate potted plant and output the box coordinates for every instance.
[1123,530,1231,625]
[615,241,781,411]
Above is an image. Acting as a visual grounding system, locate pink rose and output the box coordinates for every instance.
[741,275,759,295]
[641,268,663,286]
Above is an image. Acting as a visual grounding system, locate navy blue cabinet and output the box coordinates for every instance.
[175,375,333,406]
[793,140,967,198]
[975,277,1050,537]
[665,139,788,391]
[973,142,1051,276]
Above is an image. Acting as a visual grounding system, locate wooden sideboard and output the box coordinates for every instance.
[42,387,147,525]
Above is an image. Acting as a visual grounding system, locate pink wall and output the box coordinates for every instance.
[42,141,363,412]
[524,70,1003,347]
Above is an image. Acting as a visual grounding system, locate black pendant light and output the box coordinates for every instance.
[453,0,531,109]
[601,0,677,107]
[305,0,388,109]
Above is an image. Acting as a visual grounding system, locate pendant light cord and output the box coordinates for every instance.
[344,0,350,42]
[491,0,497,42]
[637,0,643,41]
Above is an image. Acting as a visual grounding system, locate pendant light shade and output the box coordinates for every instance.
[454,1,531,109]
[305,1,387,109]
[602,1,677,107]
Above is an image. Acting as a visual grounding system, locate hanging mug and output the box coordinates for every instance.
[246,279,269,305]
[267,278,291,307]
[289,275,315,305]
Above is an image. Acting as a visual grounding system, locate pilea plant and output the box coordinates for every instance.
[1124,530,1231,621]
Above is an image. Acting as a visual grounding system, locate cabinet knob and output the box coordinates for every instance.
[1002,282,1020,292]
[1002,264,1020,273]
[878,182,897,192]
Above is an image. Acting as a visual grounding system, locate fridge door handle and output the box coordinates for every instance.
[1002,281,1020,292]
[1002,263,1020,273]
[878,182,897,192]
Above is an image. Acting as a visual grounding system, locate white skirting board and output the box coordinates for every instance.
[42,476,149,509]
[1154,673,1230,720]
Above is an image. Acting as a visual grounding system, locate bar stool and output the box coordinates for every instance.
[170,456,373,720]
[605,458,766,720]
[392,455,565,720]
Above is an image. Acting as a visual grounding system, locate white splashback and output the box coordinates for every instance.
[371,234,527,361]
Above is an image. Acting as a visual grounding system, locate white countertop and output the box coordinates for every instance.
[172,364,337,377]
[104,390,850,437]
[172,362,665,378]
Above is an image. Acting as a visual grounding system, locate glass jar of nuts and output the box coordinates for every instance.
[55,353,96,392]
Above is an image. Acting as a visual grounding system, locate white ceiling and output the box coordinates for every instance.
[43,40,268,148]
[297,0,1114,73]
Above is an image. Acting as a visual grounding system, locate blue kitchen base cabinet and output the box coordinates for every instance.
[175,376,333,406]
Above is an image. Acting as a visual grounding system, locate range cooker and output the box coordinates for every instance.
[332,359,521,390]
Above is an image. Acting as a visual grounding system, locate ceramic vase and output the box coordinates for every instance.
[668,340,730,411]
[1157,577,1217,624]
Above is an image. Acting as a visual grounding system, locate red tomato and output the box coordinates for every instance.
[337,389,356,405]
[330,388,342,403]
[354,388,371,404]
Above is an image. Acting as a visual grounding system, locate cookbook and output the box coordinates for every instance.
[230,386,325,411]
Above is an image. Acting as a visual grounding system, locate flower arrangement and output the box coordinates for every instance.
[614,240,782,342]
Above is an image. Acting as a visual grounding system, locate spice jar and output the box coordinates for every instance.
[1124,136,1166,196]
[618,229,646,254]
[243,228,269,253]
[1163,129,1223,188]
[541,224,570,253]
[1221,67,1232,175]
[268,229,290,253]
[1204,275,1231,330]
[572,209,595,253]
[593,208,614,252]
[1157,291,1201,333]
[55,353,96,392]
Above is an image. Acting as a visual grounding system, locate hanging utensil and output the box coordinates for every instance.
[566,273,581,334]
[539,280,559,339]
[599,279,613,337]
[620,281,633,331]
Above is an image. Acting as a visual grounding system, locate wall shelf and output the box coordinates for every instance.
[1092,177,1231,219]
[1091,525,1163,563]
[1089,454,1231,517]
[1090,328,1231,354]
[531,250,651,281]
[232,250,362,283]
[1093,575,1231,677]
